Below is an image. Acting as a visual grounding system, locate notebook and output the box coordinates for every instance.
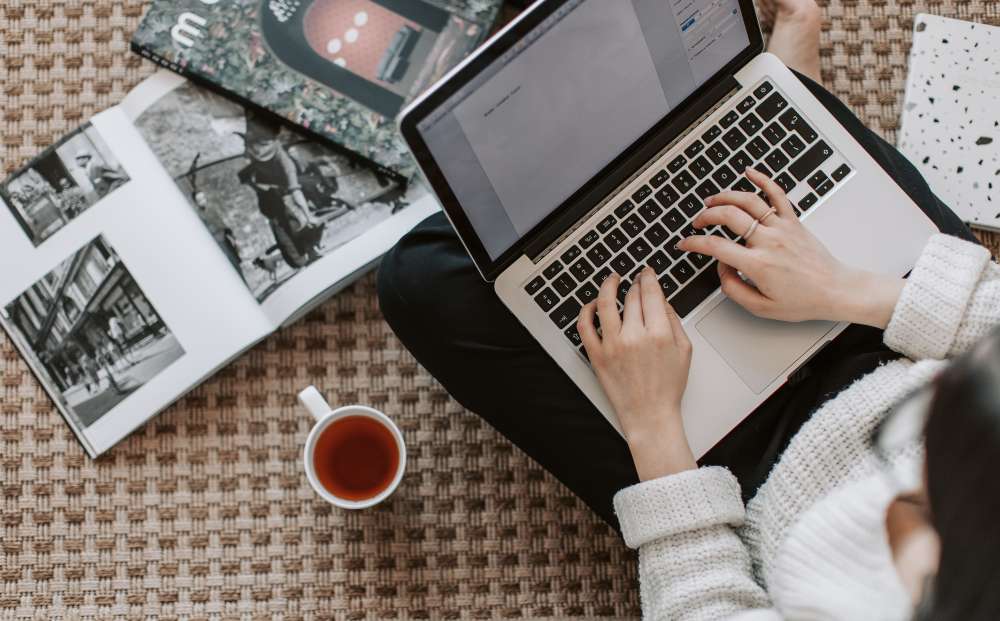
[898,14,1000,231]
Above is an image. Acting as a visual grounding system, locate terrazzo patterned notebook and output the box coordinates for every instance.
[899,14,1000,231]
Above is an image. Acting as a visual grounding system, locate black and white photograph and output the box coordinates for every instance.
[1,123,130,246]
[133,82,419,303]
[1,236,185,429]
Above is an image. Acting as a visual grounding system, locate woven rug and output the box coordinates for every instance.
[1,2,998,620]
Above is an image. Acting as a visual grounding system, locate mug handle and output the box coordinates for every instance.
[298,385,331,421]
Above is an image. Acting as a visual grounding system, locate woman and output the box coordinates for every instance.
[378,0,1000,617]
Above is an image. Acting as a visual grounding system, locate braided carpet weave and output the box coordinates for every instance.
[1,2,998,620]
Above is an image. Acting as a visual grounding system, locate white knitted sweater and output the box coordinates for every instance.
[613,234,999,620]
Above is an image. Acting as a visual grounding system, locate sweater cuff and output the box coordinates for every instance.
[613,466,745,549]
[884,234,991,359]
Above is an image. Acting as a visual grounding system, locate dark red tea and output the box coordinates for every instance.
[313,415,399,501]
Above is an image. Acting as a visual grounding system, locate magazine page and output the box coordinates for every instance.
[122,71,440,327]
[0,106,273,457]
[131,0,503,176]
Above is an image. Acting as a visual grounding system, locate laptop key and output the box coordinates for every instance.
[665,237,685,260]
[605,228,628,252]
[695,179,721,200]
[684,140,705,158]
[781,134,806,158]
[747,136,770,160]
[756,92,789,122]
[565,324,583,346]
[580,229,600,248]
[779,108,818,143]
[647,250,671,274]
[799,192,818,210]
[832,163,852,182]
[659,275,679,298]
[627,239,653,262]
[678,194,702,218]
[525,276,545,295]
[753,162,772,178]
[702,125,722,143]
[550,298,582,329]
[570,257,595,280]
[561,246,581,264]
[644,222,670,247]
[662,208,686,232]
[807,170,829,190]
[680,223,698,239]
[593,266,612,286]
[596,214,617,233]
[731,177,756,193]
[638,200,663,223]
[667,154,687,173]
[816,178,835,196]
[706,142,730,165]
[672,170,696,193]
[689,251,713,269]
[655,185,681,208]
[788,140,833,181]
[711,165,737,188]
[613,200,635,219]
[621,214,645,237]
[763,122,787,146]
[738,112,763,136]
[719,110,740,128]
[670,259,696,284]
[670,266,722,318]
[728,150,753,172]
[737,95,756,113]
[632,185,652,203]
[542,261,563,280]
[753,81,774,99]
[774,172,796,193]
[575,282,599,304]
[586,242,611,266]
[534,287,559,312]
[689,156,713,179]
[650,169,670,188]
[765,149,790,172]
[617,279,631,304]
[553,273,576,296]
[722,127,748,150]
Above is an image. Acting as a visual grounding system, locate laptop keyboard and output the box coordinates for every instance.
[523,80,855,363]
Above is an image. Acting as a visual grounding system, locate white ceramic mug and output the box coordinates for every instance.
[298,386,406,509]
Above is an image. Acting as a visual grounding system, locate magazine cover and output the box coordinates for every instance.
[132,0,503,176]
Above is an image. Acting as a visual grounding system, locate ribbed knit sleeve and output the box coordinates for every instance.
[614,467,772,620]
[885,234,996,360]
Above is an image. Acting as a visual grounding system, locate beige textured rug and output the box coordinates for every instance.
[1,1,998,620]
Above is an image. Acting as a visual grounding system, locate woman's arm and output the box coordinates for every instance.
[579,271,776,620]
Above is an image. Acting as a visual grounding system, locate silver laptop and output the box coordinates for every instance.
[398,0,936,457]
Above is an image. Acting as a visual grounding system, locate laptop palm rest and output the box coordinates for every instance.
[696,299,836,394]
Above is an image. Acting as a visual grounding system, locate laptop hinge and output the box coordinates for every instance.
[525,75,742,263]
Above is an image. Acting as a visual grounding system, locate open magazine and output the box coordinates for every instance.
[0,71,437,457]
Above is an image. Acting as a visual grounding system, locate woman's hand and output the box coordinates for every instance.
[677,168,904,328]
[578,267,697,480]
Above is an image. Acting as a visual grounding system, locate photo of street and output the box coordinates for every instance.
[1,236,184,428]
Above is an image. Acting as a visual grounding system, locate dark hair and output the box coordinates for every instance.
[923,325,1000,620]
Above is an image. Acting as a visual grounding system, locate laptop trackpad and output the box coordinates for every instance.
[696,299,836,394]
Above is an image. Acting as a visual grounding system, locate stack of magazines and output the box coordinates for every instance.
[0,0,502,456]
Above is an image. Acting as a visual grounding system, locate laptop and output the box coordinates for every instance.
[398,0,937,457]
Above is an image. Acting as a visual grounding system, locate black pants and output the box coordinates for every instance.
[377,72,976,528]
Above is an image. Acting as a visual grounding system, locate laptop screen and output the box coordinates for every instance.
[415,0,751,261]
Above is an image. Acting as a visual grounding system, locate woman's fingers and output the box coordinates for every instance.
[745,168,796,219]
[665,300,689,349]
[577,300,601,356]
[705,189,772,221]
[622,277,643,328]
[597,273,622,336]
[638,267,670,333]
[691,204,757,240]
[717,262,773,316]
[677,233,754,273]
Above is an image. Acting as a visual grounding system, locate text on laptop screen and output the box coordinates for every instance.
[416,0,751,261]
